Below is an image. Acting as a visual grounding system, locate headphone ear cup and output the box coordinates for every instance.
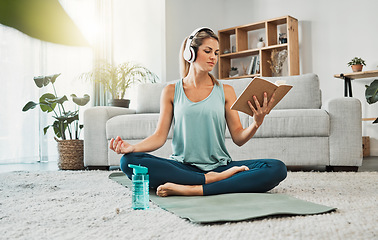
[183,46,191,62]
[189,47,196,63]
[183,27,213,62]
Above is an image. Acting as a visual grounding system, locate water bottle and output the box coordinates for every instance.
[128,164,149,210]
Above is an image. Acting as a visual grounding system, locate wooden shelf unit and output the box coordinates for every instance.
[218,16,300,80]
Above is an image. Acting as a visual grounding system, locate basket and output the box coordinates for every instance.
[55,138,84,170]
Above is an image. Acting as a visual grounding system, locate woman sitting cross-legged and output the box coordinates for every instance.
[110,27,287,197]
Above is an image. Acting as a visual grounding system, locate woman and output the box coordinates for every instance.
[110,27,287,197]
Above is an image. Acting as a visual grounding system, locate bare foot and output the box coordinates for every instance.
[205,166,249,184]
[156,183,203,197]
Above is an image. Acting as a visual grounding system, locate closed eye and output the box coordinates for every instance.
[204,50,219,55]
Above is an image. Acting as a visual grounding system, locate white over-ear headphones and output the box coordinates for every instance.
[183,27,213,63]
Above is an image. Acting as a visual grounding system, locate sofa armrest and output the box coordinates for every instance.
[84,106,136,166]
[325,97,362,166]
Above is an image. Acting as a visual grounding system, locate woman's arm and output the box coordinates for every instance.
[110,84,175,154]
[224,84,275,147]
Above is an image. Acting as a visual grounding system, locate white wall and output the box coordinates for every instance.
[165,0,378,155]
[165,0,224,82]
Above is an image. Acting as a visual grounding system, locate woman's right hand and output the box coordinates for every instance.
[109,136,135,154]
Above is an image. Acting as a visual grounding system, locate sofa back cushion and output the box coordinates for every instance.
[136,83,167,113]
[136,73,322,113]
[220,73,322,109]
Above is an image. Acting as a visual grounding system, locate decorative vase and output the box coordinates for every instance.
[229,69,239,77]
[272,71,281,77]
[351,65,363,72]
[279,33,287,44]
[108,99,130,108]
[257,41,265,48]
[279,38,287,44]
[55,138,84,170]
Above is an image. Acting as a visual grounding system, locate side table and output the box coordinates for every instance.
[334,70,378,97]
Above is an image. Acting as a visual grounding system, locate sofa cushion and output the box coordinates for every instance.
[106,113,174,140]
[251,109,330,138]
[136,83,167,113]
[220,73,322,110]
[136,74,321,114]
[262,73,322,109]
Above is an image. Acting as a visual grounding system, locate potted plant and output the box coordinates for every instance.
[229,67,239,77]
[365,79,378,124]
[347,57,366,72]
[22,73,90,170]
[80,61,158,108]
[257,37,265,48]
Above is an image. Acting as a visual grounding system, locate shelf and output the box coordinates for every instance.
[220,44,288,59]
[218,16,299,79]
[220,49,259,59]
[261,43,288,50]
[222,74,260,80]
[237,21,266,31]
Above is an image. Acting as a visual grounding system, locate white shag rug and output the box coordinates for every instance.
[0,170,377,240]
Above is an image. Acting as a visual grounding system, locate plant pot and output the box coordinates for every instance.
[351,64,363,72]
[257,41,265,48]
[55,138,84,170]
[108,99,130,108]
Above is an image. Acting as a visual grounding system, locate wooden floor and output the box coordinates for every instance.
[1,157,377,173]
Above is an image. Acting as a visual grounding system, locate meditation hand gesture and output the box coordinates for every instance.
[248,92,275,127]
[109,136,135,154]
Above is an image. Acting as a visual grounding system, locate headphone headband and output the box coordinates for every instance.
[183,27,213,63]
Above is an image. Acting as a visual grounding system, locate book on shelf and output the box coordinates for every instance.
[254,56,260,74]
[230,77,293,116]
[248,56,256,75]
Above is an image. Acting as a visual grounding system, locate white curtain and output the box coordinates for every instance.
[0,0,165,164]
[113,0,166,109]
[0,0,95,164]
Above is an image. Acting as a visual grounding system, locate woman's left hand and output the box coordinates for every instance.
[248,92,275,127]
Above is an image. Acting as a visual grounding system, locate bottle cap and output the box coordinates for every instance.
[128,164,148,174]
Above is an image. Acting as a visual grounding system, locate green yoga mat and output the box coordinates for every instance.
[109,172,336,223]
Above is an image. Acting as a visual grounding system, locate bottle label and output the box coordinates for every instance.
[132,179,149,210]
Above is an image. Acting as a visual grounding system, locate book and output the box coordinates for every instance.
[250,56,257,75]
[254,56,260,74]
[247,56,256,75]
[230,77,293,116]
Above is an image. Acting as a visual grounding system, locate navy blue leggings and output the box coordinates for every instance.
[120,152,287,196]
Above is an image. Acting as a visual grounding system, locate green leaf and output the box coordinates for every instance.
[52,111,78,122]
[33,74,61,88]
[53,121,62,139]
[22,101,38,111]
[45,95,68,105]
[43,126,50,135]
[39,93,56,112]
[365,79,378,104]
[53,120,68,140]
[71,94,90,106]
[33,76,50,88]
[46,73,61,84]
[66,114,79,124]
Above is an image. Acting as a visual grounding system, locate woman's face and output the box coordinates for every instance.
[194,37,219,72]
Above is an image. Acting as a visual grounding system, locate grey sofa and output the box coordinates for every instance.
[84,73,363,171]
